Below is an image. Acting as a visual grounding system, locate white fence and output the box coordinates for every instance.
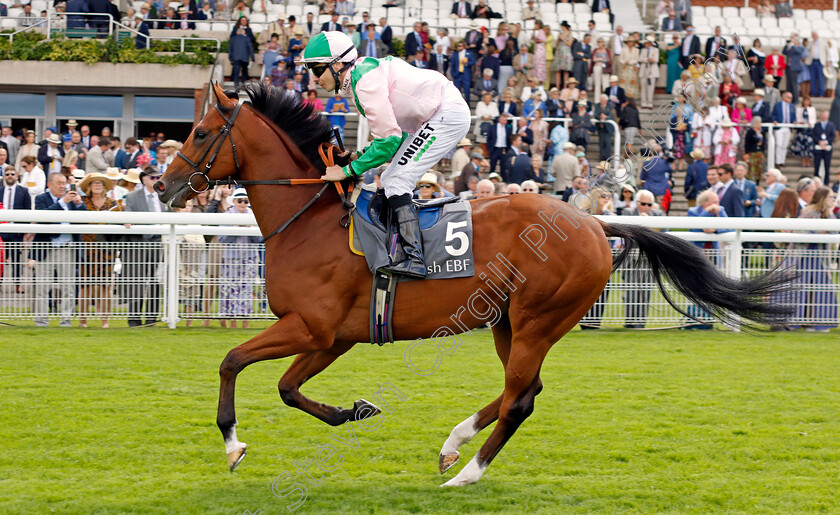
[0,210,837,329]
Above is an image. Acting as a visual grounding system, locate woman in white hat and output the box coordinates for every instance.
[415,172,441,200]
[613,182,636,215]
[712,119,739,166]
[218,188,262,329]
[77,172,121,328]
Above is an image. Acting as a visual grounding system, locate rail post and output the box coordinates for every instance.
[165,223,180,328]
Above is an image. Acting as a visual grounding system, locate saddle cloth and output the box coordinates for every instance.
[350,185,475,280]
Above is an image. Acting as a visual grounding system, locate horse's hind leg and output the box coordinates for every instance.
[278,342,379,426]
[217,313,330,471]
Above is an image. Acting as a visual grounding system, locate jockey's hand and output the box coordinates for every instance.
[321,165,347,182]
[338,150,357,161]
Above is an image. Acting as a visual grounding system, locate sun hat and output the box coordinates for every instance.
[763,74,775,82]
[105,167,123,181]
[488,172,502,182]
[609,75,619,82]
[417,172,441,191]
[139,166,161,181]
[736,97,747,105]
[122,168,142,184]
[575,151,586,157]
[689,148,705,159]
[231,188,249,200]
[567,77,579,85]
[577,100,587,106]
[66,119,78,127]
[563,142,575,150]
[72,168,86,180]
[78,172,115,196]
[457,137,472,147]
[158,139,182,150]
[754,89,765,96]
[47,134,61,144]
[721,119,733,127]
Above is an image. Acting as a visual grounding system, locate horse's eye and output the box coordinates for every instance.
[195,129,207,140]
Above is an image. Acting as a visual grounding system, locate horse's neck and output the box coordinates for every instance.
[246,183,344,249]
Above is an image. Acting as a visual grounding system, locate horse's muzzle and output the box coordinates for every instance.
[153,180,166,194]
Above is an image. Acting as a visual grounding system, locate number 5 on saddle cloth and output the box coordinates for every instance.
[349,185,476,344]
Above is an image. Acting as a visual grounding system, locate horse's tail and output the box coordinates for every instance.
[599,220,794,328]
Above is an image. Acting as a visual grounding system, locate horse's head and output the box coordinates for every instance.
[155,83,244,208]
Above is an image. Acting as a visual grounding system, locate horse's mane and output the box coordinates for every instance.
[239,82,334,168]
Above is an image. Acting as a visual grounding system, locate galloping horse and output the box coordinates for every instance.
[155,83,790,486]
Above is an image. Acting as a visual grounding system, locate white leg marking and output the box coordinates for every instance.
[225,426,247,455]
[442,455,487,487]
[440,413,480,455]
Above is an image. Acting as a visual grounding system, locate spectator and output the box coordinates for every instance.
[486,113,512,177]
[261,40,282,81]
[31,172,87,327]
[620,189,662,328]
[455,151,484,195]
[519,180,538,194]
[593,94,615,162]
[303,90,324,112]
[472,0,497,19]
[513,116,534,149]
[590,37,612,95]
[358,24,386,58]
[474,178,495,199]
[826,40,839,98]
[521,0,538,20]
[747,39,766,91]
[618,33,640,99]
[197,2,214,20]
[0,166,32,294]
[176,6,195,29]
[77,172,121,328]
[679,26,700,69]
[123,167,170,327]
[379,17,392,54]
[509,148,542,185]
[230,0,250,21]
[743,117,766,184]
[733,161,759,217]
[715,163,745,217]
[551,141,578,194]
[473,91,499,150]
[806,31,826,99]
[521,91,545,119]
[451,138,472,178]
[713,119,739,166]
[415,172,441,200]
[513,44,535,91]
[547,120,569,170]
[765,51,785,94]
[450,0,472,19]
[529,108,549,158]
[409,49,426,68]
[613,183,636,214]
[19,155,45,201]
[758,168,786,217]
[288,26,305,61]
[15,130,38,170]
[37,134,64,176]
[450,40,475,103]
[796,176,817,213]
[428,44,449,74]
[299,13,316,39]
[520,76,547,104]
[320,12,342,32]
[474,68,498,100]
[783,34,805,104]
[219,188,261,328]
[229,18,256,88]
[661,8,680,32]
[640,149,671,203]
[791,96,816,167]
[570,101,592,148]
[572,34,593,90]
[683,149,708,207]
[335,0,354,16]
[551,21,574,90]
[325,91,349,140]
[812,110,834,182]
[687,190,730,262]
[795,186,838,332]
[86,137,110,175]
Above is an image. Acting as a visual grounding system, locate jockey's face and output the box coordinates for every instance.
[313,63,338,91]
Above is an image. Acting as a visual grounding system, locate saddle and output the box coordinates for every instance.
[355,187,462,233]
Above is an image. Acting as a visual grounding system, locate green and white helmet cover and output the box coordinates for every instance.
[300,31,359,64]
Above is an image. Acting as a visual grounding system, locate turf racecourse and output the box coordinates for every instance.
[1,326,839,514]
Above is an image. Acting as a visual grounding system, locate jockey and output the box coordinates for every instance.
[301,31,471,278]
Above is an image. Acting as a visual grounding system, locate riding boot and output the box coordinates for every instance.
[383,204,427,278]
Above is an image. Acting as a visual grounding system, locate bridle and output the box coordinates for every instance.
[172,98,353,242]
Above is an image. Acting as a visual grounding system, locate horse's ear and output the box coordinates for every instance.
[212,82,236,110]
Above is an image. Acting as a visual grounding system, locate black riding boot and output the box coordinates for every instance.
[384,203,427,278]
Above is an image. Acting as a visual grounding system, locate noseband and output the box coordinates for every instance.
[176,99,245,193]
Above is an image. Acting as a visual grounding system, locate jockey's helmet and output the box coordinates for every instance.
[300,31,358,65]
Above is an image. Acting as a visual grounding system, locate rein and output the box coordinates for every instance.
[174,99,355,243]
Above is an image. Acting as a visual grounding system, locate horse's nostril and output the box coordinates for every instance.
[154,181,166,194]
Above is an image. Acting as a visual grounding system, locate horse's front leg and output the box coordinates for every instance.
[278,342,380,426]
[217,312,332,471]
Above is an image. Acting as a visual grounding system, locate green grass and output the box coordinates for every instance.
[1,327,839,514]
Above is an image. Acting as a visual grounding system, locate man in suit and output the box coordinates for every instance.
[86,137,110,175]
[805,31,827,98]
[379,18,392,54]
[32,172,87,327]
[715,163,745,217]
[604,74,627,118]
[428,44,450,75]
[454,151,484,194]
[125,137,141,169]
[123,167,170,327]
[486,113,512,178]
[404,22,424,58]
[812,110,835,182]
[450,0,472,19]
[762,74,782,113]
[639,36,659,108]
[751,89,770,122]
[661,9,681,32]
[683,149,709,207]
[771,91,797,166]
[571,34,592,90]
[591,0,613,24]
[783,34,806,104]
[704,26,727,62]
[410,49,427,68]
[680,26,701,69]
[593,94,615,161]
[357,24,387,58]
[37,133,65,176]
[450,40,475,103]
[674,0,692,27]
[474,68,498,99]
[463,22,482,55]
[321,12,342,33]
[0,167,32,293]
[0,126,19,166]
[733,161,759,217]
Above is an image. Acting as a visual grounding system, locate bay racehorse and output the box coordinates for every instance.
[155,82,791,486]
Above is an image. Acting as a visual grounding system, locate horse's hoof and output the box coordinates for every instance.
[439,452,460,474]
[354,399,381,419]
[227,445,247,471]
